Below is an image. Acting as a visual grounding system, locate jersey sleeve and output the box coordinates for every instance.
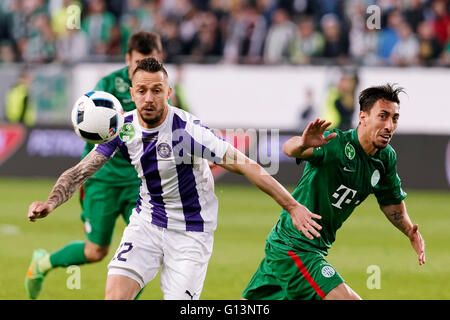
[374,149,407,205]
[94,136,120,158]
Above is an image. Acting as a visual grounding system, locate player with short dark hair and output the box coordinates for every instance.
[27,57,322,300]
[243,83,426,300]
[25,31,164,300]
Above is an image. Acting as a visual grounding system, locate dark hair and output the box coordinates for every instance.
[359,83,405,112]
[132,57,168,79]
[127,31,162,55]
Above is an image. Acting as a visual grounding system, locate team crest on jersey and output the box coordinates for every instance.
[321,265,336,278]
[115,77,129,93]
[157,142,172,158]
[119,123,135,142]
[345,142,356,160]
[371,169,380,187]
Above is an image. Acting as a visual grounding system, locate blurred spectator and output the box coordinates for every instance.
[439,23,450,65]
[51,0,82,38]
[120,0,154,54]
[189,11,223,62]
[377,9,402,63]
[22,14,57,63]
[5,69,36,126]
[159,18,184,63]
[320,13,349,61]
[223,2,267,64]
[278,0,314,20]
[431,0,450,46]
[310,0,343,21]
[170,65,191,112]
[263,8,296,64]
[56,28,89,63]
[390,20,419,66]
[322,69,359,131]
[255,0,278,26]
[298,87,317,131]
[0,41,17,63]
[288,15,324,64]
[403,0,425,33]
[0,0,447,66]
[81,0,116,57]
[417,20,442,66]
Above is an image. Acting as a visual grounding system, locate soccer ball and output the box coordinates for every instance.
[71,91,124,144]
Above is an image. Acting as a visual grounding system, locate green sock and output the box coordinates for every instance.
[49,240,88,269]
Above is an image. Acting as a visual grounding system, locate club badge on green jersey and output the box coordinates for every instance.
[371,169,380,187]
[115,77,129,93]
[119,123,135,142]
[345,142,356,160]
[321,264,336,278]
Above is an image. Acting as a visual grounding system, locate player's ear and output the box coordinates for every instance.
[125,53,131,67]
[359,110,368,126]
[129,86,135,101]
[167,86,173,102]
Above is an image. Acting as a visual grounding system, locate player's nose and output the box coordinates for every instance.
[144,91,154,103]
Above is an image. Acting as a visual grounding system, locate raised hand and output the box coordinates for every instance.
[300,118,337,148]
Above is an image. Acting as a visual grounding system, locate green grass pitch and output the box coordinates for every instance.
[0,177,449,300]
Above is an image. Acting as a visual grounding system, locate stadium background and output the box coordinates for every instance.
[0,0,449,300]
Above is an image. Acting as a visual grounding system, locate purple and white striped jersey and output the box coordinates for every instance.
[95,106,230,232]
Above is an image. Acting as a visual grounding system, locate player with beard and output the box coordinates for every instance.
[27,57,323,300]
[243,83,426,300]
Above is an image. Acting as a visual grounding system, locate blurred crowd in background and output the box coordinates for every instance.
[0,0,449,66]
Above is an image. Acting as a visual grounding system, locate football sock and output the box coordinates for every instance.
[48,241,89,269]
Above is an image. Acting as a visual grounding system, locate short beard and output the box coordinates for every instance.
[139,109,164,126]
[372,141,388,150]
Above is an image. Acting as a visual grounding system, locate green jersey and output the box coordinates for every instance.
[82,67,138,185]
[271,128,407,254]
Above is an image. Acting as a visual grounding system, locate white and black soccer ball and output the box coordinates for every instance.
[71,91,124,144]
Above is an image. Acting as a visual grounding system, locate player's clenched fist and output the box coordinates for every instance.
[28,201,53,222]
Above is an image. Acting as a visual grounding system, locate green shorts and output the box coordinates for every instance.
[242,240,344,300]
[80,179,140,247]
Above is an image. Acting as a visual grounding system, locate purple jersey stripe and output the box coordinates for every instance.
[95,136,120,157]
[118,141,132,163]
[136,180,142,213]
[172,114,204,232]
[124,114,134,123]
[141,131,168,228]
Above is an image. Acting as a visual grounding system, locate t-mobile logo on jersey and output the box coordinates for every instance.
[331,185,359,209]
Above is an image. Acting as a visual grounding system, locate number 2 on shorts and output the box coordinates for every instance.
[114,242,133,262]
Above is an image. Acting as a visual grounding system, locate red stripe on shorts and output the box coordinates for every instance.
[287,250,326,298]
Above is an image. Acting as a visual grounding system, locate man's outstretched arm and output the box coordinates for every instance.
[380,201,426,265]
[219,145,322,240]
[28,150,109,222]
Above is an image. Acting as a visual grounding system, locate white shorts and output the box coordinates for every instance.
[108,212,214,300]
